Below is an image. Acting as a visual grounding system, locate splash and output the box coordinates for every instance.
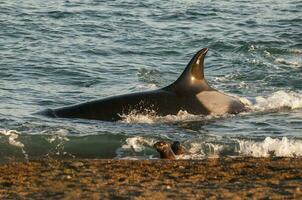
[46,129,70,143]
[0,129,28,159]
[121,136,156,152]
[135,83,158,90]
[186,137,302,158]
[236,137,302,157]
[45,129,71,156]
[241,91,302,112]
[116,136,157,159]
[120,110,211,124]
[120,110,158,124]
[118,136,302,159]
[119,136,227,159]
[0,129,24,148]
[185,142,224,159]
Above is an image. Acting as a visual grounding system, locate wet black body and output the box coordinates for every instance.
[42,48,246,121]
[47,87,209,121]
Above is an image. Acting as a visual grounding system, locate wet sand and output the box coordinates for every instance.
[0,157,301,199]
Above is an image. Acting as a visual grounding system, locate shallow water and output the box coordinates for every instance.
[1,0,302,162]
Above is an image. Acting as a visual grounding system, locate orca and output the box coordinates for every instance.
[41,48,246,121]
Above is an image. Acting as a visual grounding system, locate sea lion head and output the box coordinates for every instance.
[171,141,187,155]
[153,141,176,160]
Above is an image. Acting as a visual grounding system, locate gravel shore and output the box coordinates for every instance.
[0,158,301,199]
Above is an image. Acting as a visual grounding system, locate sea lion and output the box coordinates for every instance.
[153,141,176,160]
[171,141,188,155]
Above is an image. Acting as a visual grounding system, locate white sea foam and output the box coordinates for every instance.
[185,142,224,159]
[179,137,302,158]
[248,58,262,65]
[241,90,302,112]
[46,129,70,143]
[116,136,157,159]
[45,129,70,156]
[135,84,158,90]
[0,129,28,159]
[121,136,156,152]
[236,137,302,157]
[0,129,24,148]
[186,137,302,158]
[118,135,302,159]
[120,110,209,124]
[275,58,300,67]
[187,137,302,158]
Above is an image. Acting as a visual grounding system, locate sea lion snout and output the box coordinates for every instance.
[154,141,170,151]
[154,141,176,160]
[154,141,189,159]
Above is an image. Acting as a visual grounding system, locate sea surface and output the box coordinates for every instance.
[1,0,302,162]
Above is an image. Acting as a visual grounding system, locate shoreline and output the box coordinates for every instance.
[1,157,301,199]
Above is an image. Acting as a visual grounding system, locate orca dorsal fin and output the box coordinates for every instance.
[168,48,214,94]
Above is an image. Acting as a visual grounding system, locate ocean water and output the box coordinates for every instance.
[1,0,302,162]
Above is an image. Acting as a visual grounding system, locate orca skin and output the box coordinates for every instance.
[42,48,246,121]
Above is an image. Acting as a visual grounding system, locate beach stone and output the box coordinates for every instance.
[64,161,84,169]
[70,161,84,168]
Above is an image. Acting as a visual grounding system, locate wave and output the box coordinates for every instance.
[241,90,302,112]
[0,129,24,148]
[119,136,302,159]
[275,58,300,67]
[0,129,125,162]
[237,137,302,157]
[1,129,302,161]
[121,136,156,152]
[0,129,28,159]
[287,48,302,55]
[188,137,302,158]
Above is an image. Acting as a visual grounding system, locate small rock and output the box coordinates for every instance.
[179,166,185,169]
[118,177,126,182]
[70,161,84,168]
[63,168,73,174]
[1,181,13,187]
